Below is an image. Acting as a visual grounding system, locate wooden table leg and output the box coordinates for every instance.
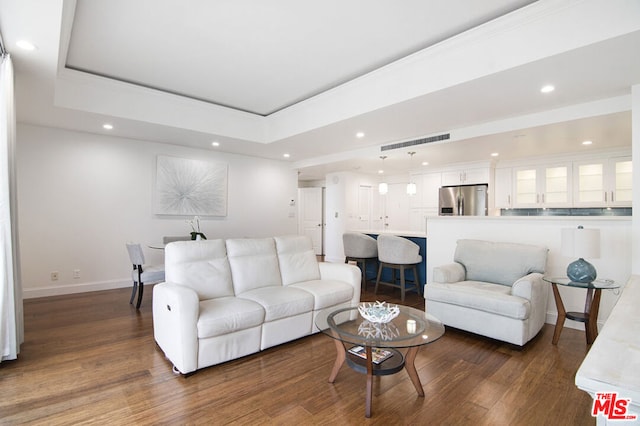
[365,346,373,418]
[585,289,602,345]
[551,283,566,345]
[404,346,424,397]
[328,338,345,383]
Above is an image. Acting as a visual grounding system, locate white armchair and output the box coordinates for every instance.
[425,239,548,346]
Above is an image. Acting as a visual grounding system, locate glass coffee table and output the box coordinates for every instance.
[315,304,444,418]
[543,277,619,345]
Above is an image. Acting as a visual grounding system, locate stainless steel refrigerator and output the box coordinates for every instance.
[438,184,488,216]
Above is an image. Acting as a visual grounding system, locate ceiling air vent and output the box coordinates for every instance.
[381,133,450,151]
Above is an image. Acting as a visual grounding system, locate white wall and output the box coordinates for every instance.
[426,216,631,330]
[17,124,298,298]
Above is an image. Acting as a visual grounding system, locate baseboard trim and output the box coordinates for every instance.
[23,279,131,299]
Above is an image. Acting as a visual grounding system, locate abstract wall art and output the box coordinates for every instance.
[154,155,228,216]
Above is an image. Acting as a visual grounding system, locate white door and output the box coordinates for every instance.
[357,185,372,229]
[298,187,324,255]
[384,183,410,230]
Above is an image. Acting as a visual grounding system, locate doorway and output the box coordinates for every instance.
[298,187,324,255]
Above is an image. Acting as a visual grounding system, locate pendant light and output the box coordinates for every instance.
[406,152,417,196]
[378,156,388,195]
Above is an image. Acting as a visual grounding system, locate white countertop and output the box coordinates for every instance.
[351,229,426,238]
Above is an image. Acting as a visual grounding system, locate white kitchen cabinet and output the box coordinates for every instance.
[441,167,489,186]
[513,163,572,208]
[573,156,632,207]
[494,167,513,208]
[422,172,442,208]
[408,171,441,209]
[408,172,422,209]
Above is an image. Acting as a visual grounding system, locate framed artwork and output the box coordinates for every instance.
[154,155,228,216]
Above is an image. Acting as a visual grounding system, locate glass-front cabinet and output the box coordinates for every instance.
[513,163,572,208]
[573,157,632,207]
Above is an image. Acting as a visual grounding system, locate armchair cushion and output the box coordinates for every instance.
[427,281,529,319]
[454,239,547,286]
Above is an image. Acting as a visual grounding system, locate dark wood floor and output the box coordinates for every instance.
[0,280,595,425]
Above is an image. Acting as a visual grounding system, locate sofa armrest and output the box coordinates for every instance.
[319,262,362,307]
[152,282,200,374]
[511,272,545,300]
[511,272,548,339]
[433,262,466,283]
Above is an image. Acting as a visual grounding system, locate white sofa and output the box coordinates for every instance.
[152,235,361,374]
[424,239,548,346]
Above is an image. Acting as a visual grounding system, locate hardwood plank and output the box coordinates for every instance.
[0,285,595,425]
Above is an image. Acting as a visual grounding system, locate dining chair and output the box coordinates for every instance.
[126,243,165,309]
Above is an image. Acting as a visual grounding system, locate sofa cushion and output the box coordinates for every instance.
[274,235,321,286]
[426,281,530,320]
[226,238,282,294]
[290,279,354,310]
[165,239,234,300]
[238,287,314,322]
[197,297,265,339]
[454,239,547,286]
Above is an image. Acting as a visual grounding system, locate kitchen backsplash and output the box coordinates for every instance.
[500,208,631,216]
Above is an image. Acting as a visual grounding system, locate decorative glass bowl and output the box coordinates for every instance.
[358,301,400,324]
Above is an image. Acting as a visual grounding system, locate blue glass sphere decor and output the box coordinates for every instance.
[567,258,597,283]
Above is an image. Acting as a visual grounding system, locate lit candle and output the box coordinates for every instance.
[406,319,417,334]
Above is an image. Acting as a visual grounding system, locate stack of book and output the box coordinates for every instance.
[348,346,393,364]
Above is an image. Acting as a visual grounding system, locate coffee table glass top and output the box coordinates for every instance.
[542,277,619,289]
[315,304,444,349]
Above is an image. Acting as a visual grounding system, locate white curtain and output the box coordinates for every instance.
[0,53,23,362]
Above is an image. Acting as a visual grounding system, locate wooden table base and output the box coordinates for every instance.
[551,283,602,345]
[327,339,424,418]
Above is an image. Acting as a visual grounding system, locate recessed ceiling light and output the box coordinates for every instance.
[491,152,499,157]
[421,161,429,166]
[582,140,593,145]
[102,124,113,130]
[283,153,290,158]
[356,132,365,138]
[378,169,384,174]
[540,85,555,94]
[16,40,36,51]
[211,141,220,147]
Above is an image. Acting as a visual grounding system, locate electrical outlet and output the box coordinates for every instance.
[73,269,81,279]
[50,271,59,281]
